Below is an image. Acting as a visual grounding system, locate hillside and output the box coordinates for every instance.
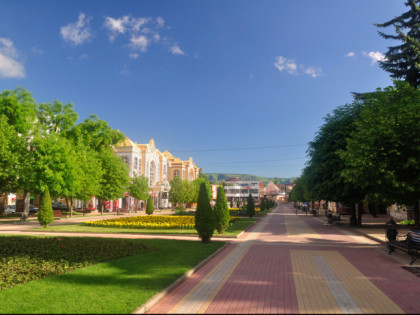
[204,173,297,185]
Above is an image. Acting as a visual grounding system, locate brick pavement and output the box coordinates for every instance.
[145,204,420,314]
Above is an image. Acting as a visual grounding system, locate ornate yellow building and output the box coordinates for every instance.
[116,137,200,209]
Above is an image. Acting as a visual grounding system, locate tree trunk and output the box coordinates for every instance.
[350,203,357,227]
[357,202,363,227]
[415,201,420,229]
[65,198,73,218]
[22,190,30,221]
[98,198,104,215]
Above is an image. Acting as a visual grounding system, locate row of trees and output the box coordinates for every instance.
[168,172,212,208]
[290,0,420,227]
[0,87,149,220]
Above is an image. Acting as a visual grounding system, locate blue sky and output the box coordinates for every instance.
[0,0,406,178]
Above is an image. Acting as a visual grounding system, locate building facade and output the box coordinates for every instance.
[223,177,261,204]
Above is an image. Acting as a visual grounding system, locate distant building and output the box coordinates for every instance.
[223,177,261,204]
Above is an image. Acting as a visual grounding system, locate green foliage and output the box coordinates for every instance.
[204,173,296,185]
[37,101,78,136]
[213,186,230,234]
[0,236,148,290]
[260,198,266,212]
[246,193,255,218]
[169,176,188,206]
[374,0,420,88]
[146,195,154,215]
[128,175,149,201]
[38,187,54,228]
[194,182,215,243]
[236,199,240,208]
[230,199,233,208]
[192,176,212,202]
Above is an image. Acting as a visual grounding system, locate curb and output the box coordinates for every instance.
[133,242,230,314]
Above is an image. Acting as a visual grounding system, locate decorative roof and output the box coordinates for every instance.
[118,136,136,148]
[163,150,175,160]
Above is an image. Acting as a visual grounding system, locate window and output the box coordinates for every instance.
[149,161,155,186]
[134,157,138,169]
[182,169,185,179]
[174,170,180,177]
[163,165,167,181]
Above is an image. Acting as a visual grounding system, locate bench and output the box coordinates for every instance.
[53,209,67,219]
[386,222,420,265]
[327,212,341,225]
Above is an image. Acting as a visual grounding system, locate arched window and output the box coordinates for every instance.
[182,169,186,179]
[134,157,138,170]
[163,165,167,181]
[189,170,193,181]
[149,161,155,186]
[174,170,180,177]
[123,156,129,164]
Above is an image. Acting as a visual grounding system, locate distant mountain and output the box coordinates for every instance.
[204,173,297,185]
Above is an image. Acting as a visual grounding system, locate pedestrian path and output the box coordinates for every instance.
[145,204,420,314]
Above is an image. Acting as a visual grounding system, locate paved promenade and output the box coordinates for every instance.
[145,204,420,314]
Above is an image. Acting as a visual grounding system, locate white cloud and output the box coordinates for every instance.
[130,35,149,52]
[104,16,130,41]
[362,51,386,65]
[303,66,322,78]
[60,13,92,46]
[346,52,355,57]
[274,56,321,78]
[120,64,130,75]
[104,15,180,58]
[32,46,44,55]
[170,45,185,55]
[0,38,25,78]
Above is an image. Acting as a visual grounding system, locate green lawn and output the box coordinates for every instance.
[0,236,225,314]
[31,218,257,237]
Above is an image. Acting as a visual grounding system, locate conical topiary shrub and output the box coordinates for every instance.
[213,186,230,234]
[246,193,255,218]
[38,187,54,228]
[195,182,215,243]
[146,195,154,215]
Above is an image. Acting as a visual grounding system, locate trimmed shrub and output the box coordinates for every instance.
[195,182,215,243]
[260,198,266,212]
[213,186,230,234]
[38,187,54,228]
[146,195,154,215]
[246,193,255,218]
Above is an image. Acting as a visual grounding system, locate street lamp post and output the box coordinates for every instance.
[21,136,35,221]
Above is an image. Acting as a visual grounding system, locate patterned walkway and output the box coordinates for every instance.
[145,204,420,314]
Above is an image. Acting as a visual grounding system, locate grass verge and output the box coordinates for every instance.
[0,236,224,314]
[31,218,256,237]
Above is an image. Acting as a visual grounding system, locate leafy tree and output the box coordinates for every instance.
[192,176,212,202]
[146,195,154,215]
[38,187,54,228]
[236,199,240,208]
[213,186,230,234]
[95,148,129,214]
[230,199,233,208]
[169,176,188,207]
[0,116,25,214]
[341,81,420,228]
[37,101,78,136]
[195,182,215,243]
[375,0,420,88]
[273,177,280,185]
[247,193,255,218]
[128,175,149,210]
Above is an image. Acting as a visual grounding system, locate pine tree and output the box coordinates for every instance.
[230,199,233,208]
[195,182,215,243]
[260,198,266,212]
[213,186,230,234]
[246,193,255,218]
[38,187,54,228]
[375,0,420,88]
[146,195,154,215]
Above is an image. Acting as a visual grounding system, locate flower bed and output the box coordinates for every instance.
[82,215,241,230]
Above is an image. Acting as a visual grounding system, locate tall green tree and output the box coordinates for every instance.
[341,81,420,228]
[37,101,78,136]
[169,176,188,207]
[375,0,420,88]
[247,193,256,218]
[38,187,54,228]
[146,195,154,215]
[213,186,230,234]
[195,182,215,243]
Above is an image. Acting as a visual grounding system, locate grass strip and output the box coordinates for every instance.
[0,236,224,314]
[31,218,256,237]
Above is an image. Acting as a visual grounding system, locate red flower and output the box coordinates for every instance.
[61,245,65,248]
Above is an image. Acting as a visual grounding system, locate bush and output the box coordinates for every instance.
[246,193,255,218]
[195,182,215,243]
[38,187,54,228]
[213,186,230,234]
[146,195,154,215]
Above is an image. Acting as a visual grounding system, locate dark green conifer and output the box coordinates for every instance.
[38,187,54,228]
[375,0,420,88]
[246,193,255,218]
[146,195,154,215]
[260,197,266,212]
[213,186,230,234]
[195,182,215,243]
